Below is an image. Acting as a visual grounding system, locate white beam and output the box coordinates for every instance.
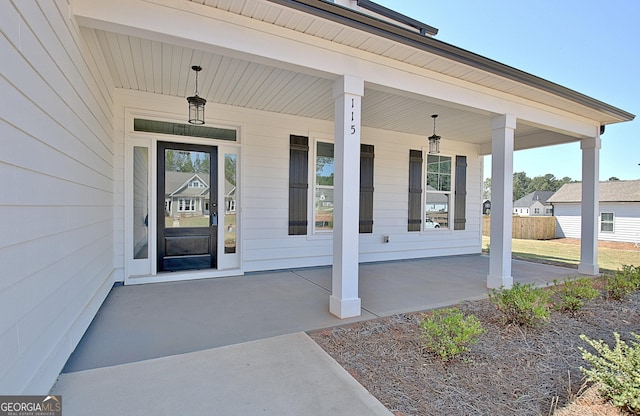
[330,75,363,319]
[578,136,600,275]
[488,114,516,289]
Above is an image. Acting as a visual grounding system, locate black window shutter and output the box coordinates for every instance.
[454,155,467,230]
[289,135,309,235]
[408,149,423,231]
[359,144,374,233]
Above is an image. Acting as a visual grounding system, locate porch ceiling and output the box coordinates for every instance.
[78,0,622,150]
[89,27,545,147]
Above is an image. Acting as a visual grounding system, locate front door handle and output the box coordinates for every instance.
[211,212,218,226]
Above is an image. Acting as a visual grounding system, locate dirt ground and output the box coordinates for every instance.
[553,237,640,252]
[310,285,639,416]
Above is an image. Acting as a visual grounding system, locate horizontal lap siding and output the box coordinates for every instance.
[554,202,640,243]
[359,133,482,262]
[599,203,640,243]
[113,94,482,272]
[0,1,114,393]
[553,204,582,238]
[240,121,482,269]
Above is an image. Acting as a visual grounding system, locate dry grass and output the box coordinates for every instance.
[483,236,640,273]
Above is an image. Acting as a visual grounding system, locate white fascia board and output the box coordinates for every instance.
[73,0,598,139]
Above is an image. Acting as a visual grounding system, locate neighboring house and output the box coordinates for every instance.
[165,172,210,217]
[1,0,634,394]
[513,191,555,216]
[483,200,492,215]
[548,180,640,244]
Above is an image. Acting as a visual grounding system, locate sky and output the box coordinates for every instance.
[375,0,639,182]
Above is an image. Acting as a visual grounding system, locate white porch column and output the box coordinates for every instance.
[330,75,364,319]
[578,136,601,275]
[488,114,516,289]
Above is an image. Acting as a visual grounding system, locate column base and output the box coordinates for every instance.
[487,274,513,289]
[578,263,599,276]
[329,295,361,319]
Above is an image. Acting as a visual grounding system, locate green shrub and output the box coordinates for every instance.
[604,270,636,301]
[620,264,640,290]
[489,282,550,327]
[579,332,640,414]
[419,307,485,362]
[552,276,599,313]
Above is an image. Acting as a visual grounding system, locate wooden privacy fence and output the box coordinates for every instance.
[482,215,556,240]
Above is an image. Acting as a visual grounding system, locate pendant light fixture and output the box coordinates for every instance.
[428,114,441,154]
[187,65,206,125]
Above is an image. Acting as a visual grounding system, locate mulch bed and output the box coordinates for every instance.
[309,286,640,416]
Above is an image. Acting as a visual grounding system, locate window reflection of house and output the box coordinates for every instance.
[225,179,236,214]
[165,172,210,217]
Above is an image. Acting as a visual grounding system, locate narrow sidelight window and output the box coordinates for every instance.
[289,135,309,235]
[359,144,375,233]
[454,155,467,230]
[408,150,423,231]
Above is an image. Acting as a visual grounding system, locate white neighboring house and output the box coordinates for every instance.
[513,191,555,216]
[548,180,640,243]
[1,0,634,394]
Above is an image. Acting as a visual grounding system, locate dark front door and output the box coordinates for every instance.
[158,142,218,272]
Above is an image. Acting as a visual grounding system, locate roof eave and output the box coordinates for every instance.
[356,0,438,36]
[266,0,635,123]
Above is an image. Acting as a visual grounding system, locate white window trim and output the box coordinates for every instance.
[600,212,615,233]
[311,138,335,235]
[177,198,196,212]
[422,152,454,232]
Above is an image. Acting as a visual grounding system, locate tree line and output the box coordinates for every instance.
[483,172,575,201]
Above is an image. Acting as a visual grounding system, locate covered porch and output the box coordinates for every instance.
[54,255,581,415]
[62,254,577,372]
[74,0,628,318]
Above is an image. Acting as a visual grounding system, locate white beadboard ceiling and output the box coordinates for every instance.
[79,0,603,147]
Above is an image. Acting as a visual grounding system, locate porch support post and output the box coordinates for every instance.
[330,75,364,319]
[488,114,516,289]
[578,135,601,275]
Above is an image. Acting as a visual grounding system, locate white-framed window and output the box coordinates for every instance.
[314,141,335,232]
[189,180,204,188]
[545,208,553,215]
[425,154,451,229]
[534,208,540,214]
[178,198,196,212]
[600,212,614,232]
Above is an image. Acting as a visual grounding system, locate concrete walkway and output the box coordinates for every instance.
[52,255,579,415]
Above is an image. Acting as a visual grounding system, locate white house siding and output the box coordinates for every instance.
[114,90,482,276]
[600,203,640,244]
[554,202,640,244]
[0,2,115,394]
[553,204,582,238]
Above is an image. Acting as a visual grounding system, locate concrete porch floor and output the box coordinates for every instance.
[53,255,580,415]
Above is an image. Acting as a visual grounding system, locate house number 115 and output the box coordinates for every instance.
[350,98,357,135]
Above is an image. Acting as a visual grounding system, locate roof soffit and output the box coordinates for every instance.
[254,0,634,124]
[77,0,632,127]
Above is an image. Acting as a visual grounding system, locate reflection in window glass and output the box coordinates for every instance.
[425,193,449,229]
[425,155,451,230]
[224,154,237,253]
[164,149,210,228]
[133,147,149,259]
[315,142,334,231]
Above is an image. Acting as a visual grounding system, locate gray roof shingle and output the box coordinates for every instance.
[513,191,555,207]
[547,180,640,203]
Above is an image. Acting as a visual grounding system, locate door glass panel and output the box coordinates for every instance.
[224,154,237,254]
[133,147,149,259]
[164,149,210,229]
